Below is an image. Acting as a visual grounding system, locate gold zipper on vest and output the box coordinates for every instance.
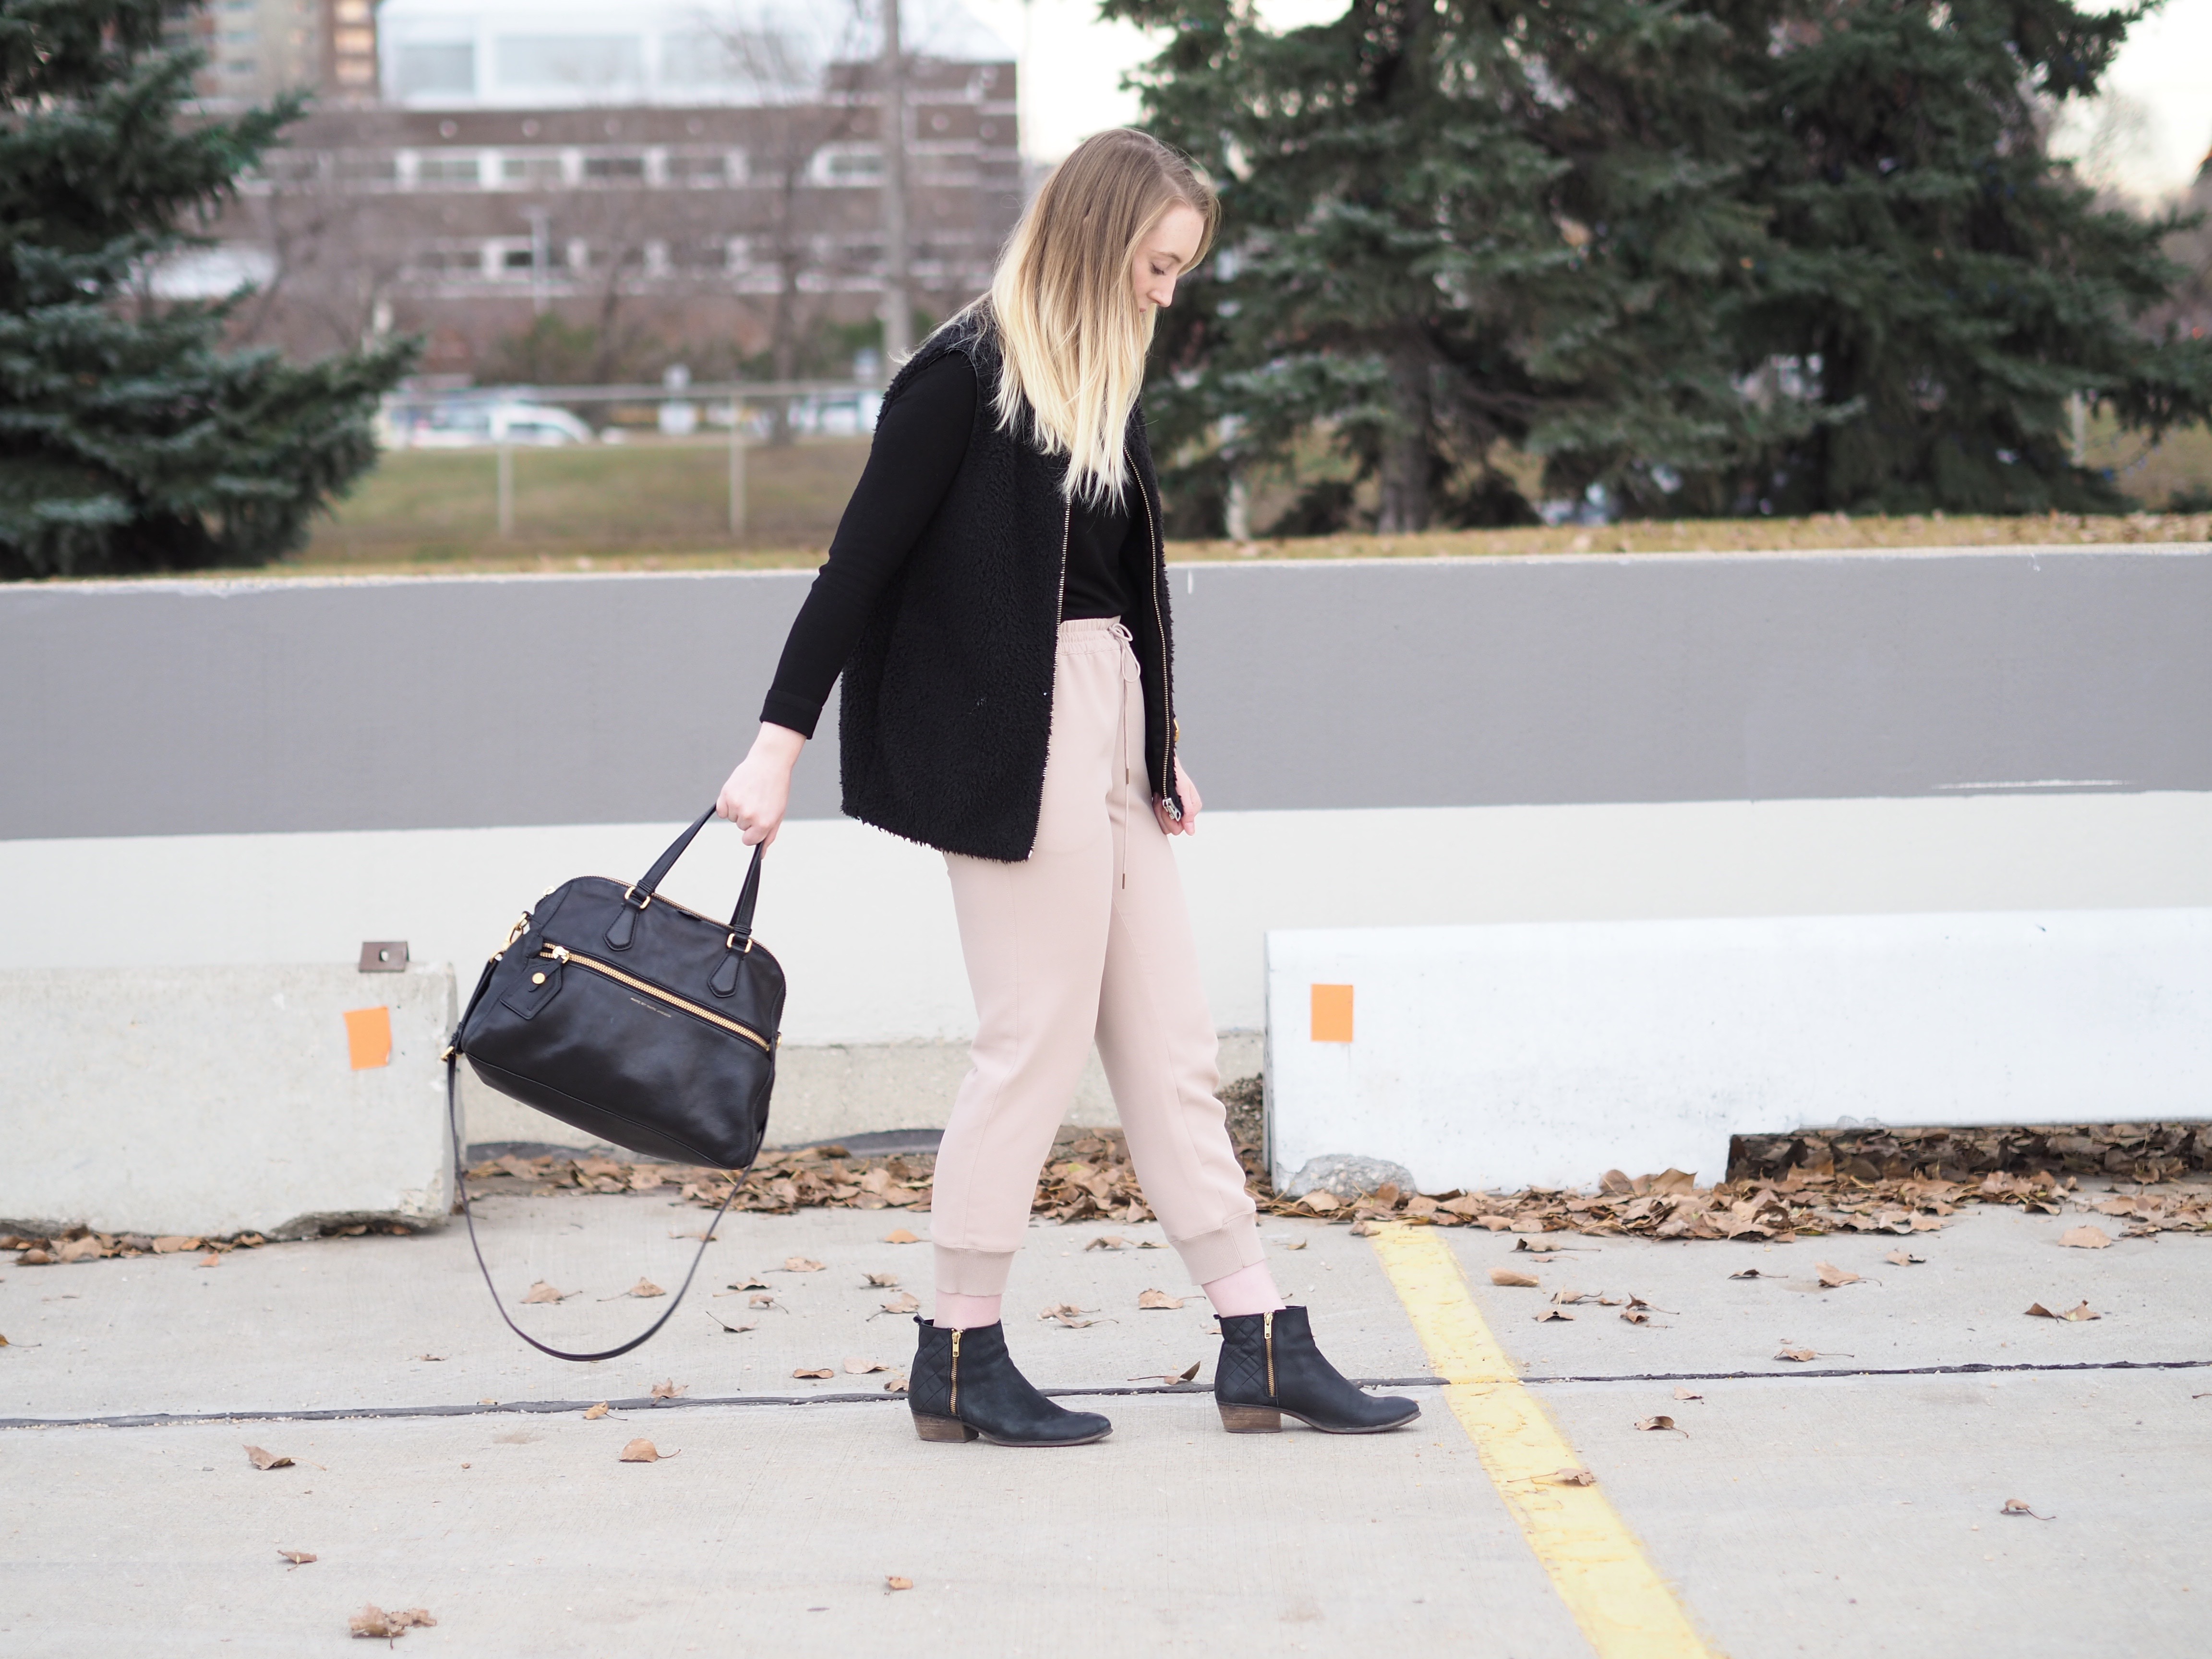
[950,1328,962,1414]
[1134,479,1177,812]
[539,945,770,1052]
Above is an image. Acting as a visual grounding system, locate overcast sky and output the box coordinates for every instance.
[961,0,2212,203]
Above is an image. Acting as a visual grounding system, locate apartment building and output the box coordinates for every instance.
[208,0,1022,376]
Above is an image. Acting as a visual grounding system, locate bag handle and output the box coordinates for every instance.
[445,1055,740,1363]
[627,806,767,939]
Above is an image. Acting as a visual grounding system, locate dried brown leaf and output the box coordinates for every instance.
[277,1549,317,1566]
[844,1357,888,1374]
[1534,1309,1573,1322]
[1885,1250,1926,1266]
[1490,1268,1540,1288]
[1619,1307,1650,1325]
[1136,1289,1184,1310]
[618,1438,674,1462]
[782,1256,825,1273]
[1728,1268,1765,1280]
[2026,1300,2101,1321]
[197,1252,222,1267]
[349,1604,436,1638]
[1085,1235,1128,1251]
[2059,1226,2112,1250]
[583,1402,609,1419]
[2001,1498,2055,1520]
[879,1291,921,1315]
[1815,1262,1862,1288]
[864,1272,900,1287]
[882,1229,921,1244]
[1279,1237,1307,1250]
[747,1292,779,1308]
[1549,1467,1597,1486]
[628,1278,666,1298]
[883,1372,909,1393]
[886,1575,914,1591]
[792,1367,834,1379]
[728,1274,769,1291]
[1672,1386,1703,1401]
[1775,1345,1818,1362]
[1633,1415,1679,1432]
[151,1236,200,1254]
[1302,1190,1341,1213]
[521,1281,568,1304]
[650,1379,686,1399]
[245,1445,294,1470]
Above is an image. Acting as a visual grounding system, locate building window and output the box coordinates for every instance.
[502,154,565,186]
[582,154,647,183]
[337,153,398,184]
[416,154,482,187]
[814,145,883,186]
[394,42,474,97]
[665,151,729,186]
[495,35,643,92]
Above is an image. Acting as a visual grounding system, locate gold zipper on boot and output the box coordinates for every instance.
[1263,1310,1275,1398]
[950,1329,962,1415]
[539,945,770,1051]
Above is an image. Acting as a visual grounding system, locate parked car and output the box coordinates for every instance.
[397,401,596,449]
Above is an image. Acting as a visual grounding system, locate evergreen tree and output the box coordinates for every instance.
[0,0,415,578]
[1109,0,1790,531]
[1726,0,2212,515]
[1113,0,2212,528]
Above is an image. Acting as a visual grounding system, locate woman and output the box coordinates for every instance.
[716,129,1417,1448]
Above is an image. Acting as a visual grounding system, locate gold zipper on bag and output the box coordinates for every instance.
[1263,1310,1275,1398]
[539,945,770,1052]
[950,1328,962,1415]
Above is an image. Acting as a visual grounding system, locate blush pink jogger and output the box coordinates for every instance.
[926,617,1265,1300]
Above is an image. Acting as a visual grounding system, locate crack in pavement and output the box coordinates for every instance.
[3,1356,2205,1431]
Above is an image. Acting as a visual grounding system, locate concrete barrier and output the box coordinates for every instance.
[5,548,2209,1177]
[1265,909,2212,1194]
[0,963,457,1238]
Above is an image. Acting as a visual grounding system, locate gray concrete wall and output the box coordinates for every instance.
[8,546,2208,842]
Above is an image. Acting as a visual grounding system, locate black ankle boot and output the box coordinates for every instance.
[907,1318,1112,1447]
[1214,1305,1420,1434]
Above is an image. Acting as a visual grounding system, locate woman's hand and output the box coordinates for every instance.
[1155,756,1202,837]
[716,723,807,846]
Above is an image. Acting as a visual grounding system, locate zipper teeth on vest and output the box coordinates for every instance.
[1030,494,1074,859]
[539,945,770,1052]
[1135,480,1176,807]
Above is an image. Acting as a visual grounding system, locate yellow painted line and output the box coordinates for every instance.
[1369,1225,1722,1659]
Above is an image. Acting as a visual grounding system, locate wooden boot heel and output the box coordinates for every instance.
[1216,1403,1282,1433]
[912,1412,981,1443]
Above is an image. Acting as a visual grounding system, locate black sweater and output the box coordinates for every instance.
[759,352,1140,739]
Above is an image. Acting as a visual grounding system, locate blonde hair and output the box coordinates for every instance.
[984,129,1217,505]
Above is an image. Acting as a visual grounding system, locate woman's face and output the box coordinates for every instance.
[1132,203,1207,314]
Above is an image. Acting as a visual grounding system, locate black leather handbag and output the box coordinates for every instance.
[444,808,784,1360]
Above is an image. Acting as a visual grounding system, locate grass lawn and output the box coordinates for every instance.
[268,427,2212,579]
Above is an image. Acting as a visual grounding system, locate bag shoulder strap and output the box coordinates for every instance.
[445,1056,738,1363]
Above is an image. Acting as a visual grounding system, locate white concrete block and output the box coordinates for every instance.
[0,963,457,1238]
[1265,908,2212,1195]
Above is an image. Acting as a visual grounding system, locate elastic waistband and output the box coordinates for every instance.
[1058,617,1133,653]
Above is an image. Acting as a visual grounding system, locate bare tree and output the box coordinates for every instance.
[706,1,871,437]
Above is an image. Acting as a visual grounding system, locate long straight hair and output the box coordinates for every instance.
[983,129,1217,505]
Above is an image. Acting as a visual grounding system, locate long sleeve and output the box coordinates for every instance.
[757,352,978,737]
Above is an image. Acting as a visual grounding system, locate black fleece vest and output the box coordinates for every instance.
[837,312,1181,862]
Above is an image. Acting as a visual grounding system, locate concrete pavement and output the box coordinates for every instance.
[2,1188,2207,1656]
